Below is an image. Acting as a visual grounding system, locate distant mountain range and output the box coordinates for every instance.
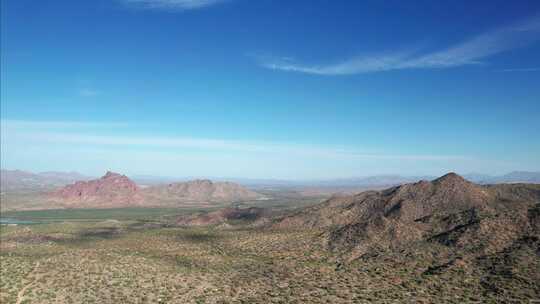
[132,171,540,188]
[463,171,540,184]
[0,169,92,191]
[313,171,540,187]
[1,170,264,210]
[2,168,539,194]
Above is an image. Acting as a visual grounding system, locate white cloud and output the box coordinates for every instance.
[261,52,413,75]
[1,119,466,162]
[122,0,227,10]
[260,15,540,75]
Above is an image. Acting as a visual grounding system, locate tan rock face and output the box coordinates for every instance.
[51,171,143,208]
[145,179,261,204]
[274,173,540,260]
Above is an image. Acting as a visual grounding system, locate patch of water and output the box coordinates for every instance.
[0,218,38,225]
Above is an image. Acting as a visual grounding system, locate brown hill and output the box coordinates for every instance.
[50,171,144,208]
[145,179,261,204]
[274,173,540,261]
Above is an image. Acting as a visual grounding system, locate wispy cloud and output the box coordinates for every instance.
[260,15,540,75]
[122,0,227,10]
[1,119,128,129]
[1,119,466,161]
[79,88,101,97]
[499,67,540,72]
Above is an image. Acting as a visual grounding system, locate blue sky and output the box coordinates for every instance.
[1,0,539,179]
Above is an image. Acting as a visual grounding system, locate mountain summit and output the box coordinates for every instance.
[433,172,468,184]
[51,171,143,208]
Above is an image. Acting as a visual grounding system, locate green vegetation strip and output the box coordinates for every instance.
[1,207,209,222]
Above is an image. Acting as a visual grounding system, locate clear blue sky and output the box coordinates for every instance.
[1,0,539,179]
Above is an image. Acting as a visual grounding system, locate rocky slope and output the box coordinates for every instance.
[274,173,540,261]
[50,171,144,208]
[145,179,261,204]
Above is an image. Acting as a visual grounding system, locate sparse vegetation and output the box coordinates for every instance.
[2,201,539,303]
[1,174,539,303]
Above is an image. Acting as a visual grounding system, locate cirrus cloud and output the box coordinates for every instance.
[122,0,228,11]
[259,15,540,75]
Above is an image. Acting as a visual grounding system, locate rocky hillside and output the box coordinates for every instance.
[274,173,540,261]
[47,173,262,209]
[50,171,144,208]
[145,179,261,204]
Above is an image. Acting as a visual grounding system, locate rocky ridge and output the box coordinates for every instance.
[274,173,540,261]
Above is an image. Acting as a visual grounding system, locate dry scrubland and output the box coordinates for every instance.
[1,215,538,304]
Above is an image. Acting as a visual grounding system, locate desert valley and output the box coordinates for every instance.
[2,1,540,303]
[1,169,540,303]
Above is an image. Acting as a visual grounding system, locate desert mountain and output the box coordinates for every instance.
[0,169,91,192]
[47,172,262,209]
[50,171,144,208]
[144,179,261,204]
[274,173,540,261]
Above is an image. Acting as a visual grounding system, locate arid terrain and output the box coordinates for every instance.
[1,173,539,303]
[3,0,539,303]
[0,171,268,211]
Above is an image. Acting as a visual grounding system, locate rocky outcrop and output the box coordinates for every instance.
[51,171,143,208]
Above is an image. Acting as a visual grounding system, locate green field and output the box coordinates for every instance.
[1,207,214,223]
